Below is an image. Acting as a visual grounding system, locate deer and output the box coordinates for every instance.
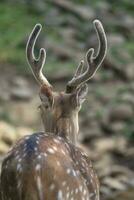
[0,19,107,200]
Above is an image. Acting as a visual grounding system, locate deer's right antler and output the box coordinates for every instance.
[26,24,52,88]
[66,20,107,93]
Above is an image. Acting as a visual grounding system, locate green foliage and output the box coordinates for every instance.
[123,120,134,140]
[0,2,44,73]
[90,0,134,14]
[109,0,134,14]
[0,2,76,74]
[0,0,133,75]
[125,40,134,57]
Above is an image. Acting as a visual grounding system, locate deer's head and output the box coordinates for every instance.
[26,20,107,144]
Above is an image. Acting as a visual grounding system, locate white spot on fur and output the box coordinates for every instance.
[62,181,66,186]
[38,155,41,159]
[53,146,57,151]
[35,164,41,171]
[37,176,43,200]
[49,183,55,191]
[47,148,55,154]
[66,168,71,174]
[17,164,22,172]
[56,161,61,166]
[54,138,60,143]
[57,190,63,200]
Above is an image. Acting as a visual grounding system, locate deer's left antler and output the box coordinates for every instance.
[26,24,52,88]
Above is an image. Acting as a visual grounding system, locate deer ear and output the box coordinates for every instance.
[71,84,88,107]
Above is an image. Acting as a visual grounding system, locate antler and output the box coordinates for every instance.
[26,24,52,88]
[66,19,107,93]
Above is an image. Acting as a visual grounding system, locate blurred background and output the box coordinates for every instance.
[0,0,134,199]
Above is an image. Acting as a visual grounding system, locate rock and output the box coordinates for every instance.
[59,28,77,47]
[51,0,95,20]
[95,153,113,171]
[10,77,32,101]
[0,122,34,153]
[75,6,95,20]
[0,142,9,154]
[106,46,132,80]
[123,15,134,29]
[120,15,134,36]
[16,127,33,139]
[99,165,133,178]
[108,34,125,47]
[106,189,134,200]
[94,136,127,153]
[11,76,29,88]
[121,93,134,105]
[94,137,116,153]
[0,121,17,145]
[45,8,65,26]
[79,120,102,142]
[100,185,112,196]
[0,88,10,101]
[45,40,76,60]
[109,104,133,122]
[130,82,134,92]
[124,63,134,81]
[110,122,126,134]
[7,98,40,127]
[10,87,32,101]
[103,177,126,190]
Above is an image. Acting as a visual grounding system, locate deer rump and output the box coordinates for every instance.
[1,132,99,200]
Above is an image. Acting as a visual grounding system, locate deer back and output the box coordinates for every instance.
[1,132,99,200]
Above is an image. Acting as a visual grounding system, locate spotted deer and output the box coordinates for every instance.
[0,19,107,200]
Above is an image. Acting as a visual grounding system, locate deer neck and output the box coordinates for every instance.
[41,109,79,144]
[55,113,79,144]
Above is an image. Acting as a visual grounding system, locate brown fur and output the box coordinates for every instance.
[40,84,54,106]
[0,19,107,200]
[1,133,99,200]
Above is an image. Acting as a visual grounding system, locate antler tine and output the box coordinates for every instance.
[66,60,85,93]
[86,20,107,75]
[26,24,52,88]
[66,19,107,93]
[74,60,85,78]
